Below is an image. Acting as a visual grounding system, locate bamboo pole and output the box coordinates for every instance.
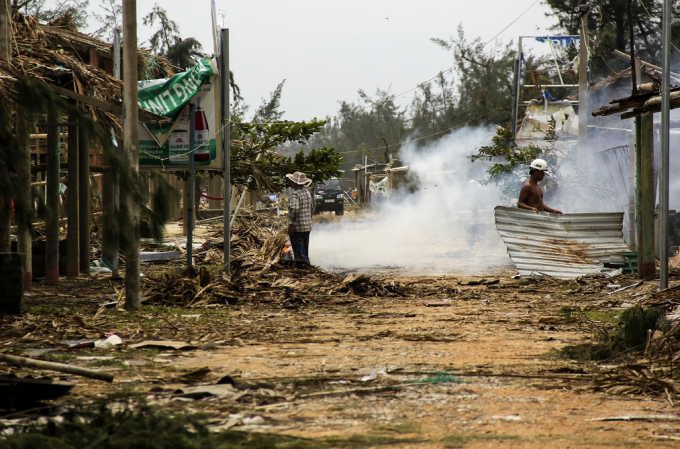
[0,353,113,382]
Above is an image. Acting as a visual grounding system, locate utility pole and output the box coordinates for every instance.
[659,0,671,289]
[577,5,589,168]
[122,0,140,311]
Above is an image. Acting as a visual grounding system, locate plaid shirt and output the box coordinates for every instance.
[288,188,313,232]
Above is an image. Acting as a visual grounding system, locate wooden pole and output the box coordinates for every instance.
[45,108,60,285]
[627,134,636,250]
[16,107,32,290]
[577,5,589,168]
[122,0,140,311]
[0,353,113,383]
[103,27,122,278]
[639,113,655,280]
[221,28,231,272]
[78,123,90,274]
[0,191,9,252]
[0,1,9,251]
[66,111,79,277]
[0,0,10,62]
[659,0,672,289]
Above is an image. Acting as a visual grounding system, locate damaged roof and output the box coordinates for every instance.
[1,10,174,132]
[494,206,630,280]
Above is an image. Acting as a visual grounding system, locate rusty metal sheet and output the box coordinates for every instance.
[494,206,630,279]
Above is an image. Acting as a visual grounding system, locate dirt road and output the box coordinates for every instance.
[4,269,679,448]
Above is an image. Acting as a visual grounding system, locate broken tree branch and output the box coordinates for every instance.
[0,353,114,382]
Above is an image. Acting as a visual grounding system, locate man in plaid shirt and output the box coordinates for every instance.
[286,171,314,265]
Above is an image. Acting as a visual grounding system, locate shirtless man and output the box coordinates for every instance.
[517,159,563,214]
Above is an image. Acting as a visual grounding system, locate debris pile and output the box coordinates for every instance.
[142,211,412,307]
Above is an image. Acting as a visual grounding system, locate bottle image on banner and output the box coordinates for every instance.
[194,97,210,161]
[168,129,190,164]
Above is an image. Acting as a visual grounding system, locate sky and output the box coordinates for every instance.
[119,0,558,122]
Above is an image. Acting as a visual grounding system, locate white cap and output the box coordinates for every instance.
[530,158,548,172]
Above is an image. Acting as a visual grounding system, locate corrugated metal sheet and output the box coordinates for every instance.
[494,206,630,279]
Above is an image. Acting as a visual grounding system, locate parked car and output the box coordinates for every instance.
[313,178,344,215]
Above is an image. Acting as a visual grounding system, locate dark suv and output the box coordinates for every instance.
[313,178,344,215]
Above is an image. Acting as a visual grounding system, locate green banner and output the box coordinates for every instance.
[138,57,216,120]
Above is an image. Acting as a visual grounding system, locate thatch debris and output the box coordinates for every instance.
[141,211,412,308]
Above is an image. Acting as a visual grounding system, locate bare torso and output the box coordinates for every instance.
[518,180,545,211]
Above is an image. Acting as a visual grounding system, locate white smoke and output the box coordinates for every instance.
[309,127,513,275]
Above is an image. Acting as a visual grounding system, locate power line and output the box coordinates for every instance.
[353,0,541,114]
[336,108,503,156]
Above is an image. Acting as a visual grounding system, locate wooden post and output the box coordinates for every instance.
[0,253,23,314]
[182,180,189,236]
[66,111,79,277]
[78,122,90,274]
[16,107,32,290]
[122,0,140,311]
[0,0,9,249]
[0,0,10,251]
[208,175,221,209]
[102,141,119,276]
[639,113,655,280]
[45,107,60,285]
[0,0,10,63]
[577,6,589,168]
[627,135,636,250]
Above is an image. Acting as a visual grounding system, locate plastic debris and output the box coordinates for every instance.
[415,372,461,384]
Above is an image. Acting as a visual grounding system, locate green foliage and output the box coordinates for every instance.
[143,4,180,56]
[298,88,406,174]
[91,0,121,42]
[431,26,515,126]
[252,80,286,123]
[166,38,205,71]
[20,0,91,30]
[619,306,665,347]
[230,118,342,191]
[0,399,415,448]
[142,4,207,71]
[467,125,546,202]
[544,0,680,78]
[557,306,665,362]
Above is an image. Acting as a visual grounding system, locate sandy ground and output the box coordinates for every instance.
[3,272,679,448]
[2,214,680,447]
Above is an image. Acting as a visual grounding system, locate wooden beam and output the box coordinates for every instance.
[45,107,60,286]
[17,106,33,290]
[638,113,656,280]
[31,163,109,174]
[66,112,79,278]
[79,124,90,275]
[46,83,168,123]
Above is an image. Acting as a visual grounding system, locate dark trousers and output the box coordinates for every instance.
[290,231,310,264]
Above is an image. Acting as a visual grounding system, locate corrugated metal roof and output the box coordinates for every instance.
[494,206,630,279]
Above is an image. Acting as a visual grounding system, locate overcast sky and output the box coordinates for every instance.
[113,1,559,121]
